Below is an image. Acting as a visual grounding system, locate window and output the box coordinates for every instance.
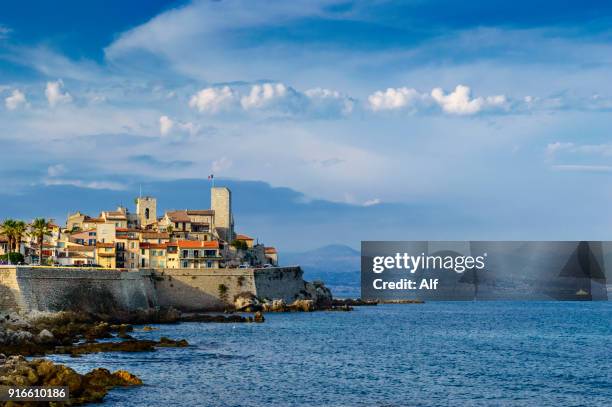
[207,261,212,268]
[145,208,150,220]
[182,250,188,258]
[141,249,145,255]
[182,261,188,268]
[130,242,135,249]
[194,250,199,258]
[141,258,145,267]
[130,253,135,259]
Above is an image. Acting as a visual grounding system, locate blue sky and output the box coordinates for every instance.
[1,0,612,249]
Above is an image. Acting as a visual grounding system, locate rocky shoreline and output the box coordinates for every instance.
[0,356,142,406]
[0,308,268,406]
[0,280,334,405]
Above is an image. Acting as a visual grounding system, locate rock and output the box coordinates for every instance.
[332,298,378,306]
[289,299,315,312]
[113,369,143,386]
[262,299,286,312]
[36,328,55,344]
[253,311,265,323]
[142,325,158,331]
[179,313,250,323]
[234,292,262,311]
[158,337,189,347]
[328,305,353,311]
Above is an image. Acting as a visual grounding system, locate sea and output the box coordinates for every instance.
[47,302,612,406]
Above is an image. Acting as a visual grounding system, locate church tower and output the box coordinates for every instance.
[136,196,157,228]
[211,187,233,242]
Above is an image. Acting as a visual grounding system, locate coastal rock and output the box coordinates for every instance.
[332,298,378,307]
[0,356,142,404]
[179,313,250,323]
[158,337,189,347]
[262,299,286,312]
[142,326,158,331]
[36,328,55,344]
[253,311,265,323]
[303,280,333,309]
[234,292,262,312]
[289,299,315,312]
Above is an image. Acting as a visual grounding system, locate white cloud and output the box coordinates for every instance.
[431,85,506,115]
[45,80,73,107]
[5,89,27,110]
[368,87,423,111]
[363,198,381,206]
[367,84,507,115]
[0,25,11,40]
[545,142,574,158]
[159,115,199,137]
[551,164,612,173]
[305,87,354,115]
[241,83,288,110]
[43,178,127,190]
[212,156,232,173]
[189,86,235,113]
[159,115,174,135]
[47,164,67,177]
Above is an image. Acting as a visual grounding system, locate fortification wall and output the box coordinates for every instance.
[253,267,306,303]
[0,266,305,313]
[153,268,257,311]
[0,267,156,314]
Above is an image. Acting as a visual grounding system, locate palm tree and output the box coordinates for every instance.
[12,221,27,254]
[1,219,17,254]
[30,218,51,265]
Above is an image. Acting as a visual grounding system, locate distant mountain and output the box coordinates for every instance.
[282,244,361,297]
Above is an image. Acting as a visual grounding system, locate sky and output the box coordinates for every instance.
[2,0,612,250]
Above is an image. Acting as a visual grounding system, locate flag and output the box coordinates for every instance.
[208,174,214,180]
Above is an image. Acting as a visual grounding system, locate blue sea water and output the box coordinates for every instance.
[48,302,611,406]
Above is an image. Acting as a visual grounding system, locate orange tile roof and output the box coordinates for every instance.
[141,232,170,239]
[96,242,115,248]
[177,240,219,249]
[166,210,190,222]
[265,247,277,254]
[235,234,253,241]
[186,210,214,216]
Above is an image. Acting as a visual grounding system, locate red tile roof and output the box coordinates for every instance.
[141,232,170,239]
[166,210,190,222]
[235,234,253,241]
[265,247,277,254]
[186,210,214,216]
[96,242,115,248]
[177,240,219,249]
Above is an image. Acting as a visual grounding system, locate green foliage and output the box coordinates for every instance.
[0,252,24,264]
[231,239,248,251]
[218,283,229,303]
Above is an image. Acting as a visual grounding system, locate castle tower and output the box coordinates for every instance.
[211,187,233,242]
[136,197,157,228]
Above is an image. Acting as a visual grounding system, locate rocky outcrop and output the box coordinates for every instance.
[332,298,378,306]
[300,280,333,309]
[0,311,191,357]
[0,356,142,405]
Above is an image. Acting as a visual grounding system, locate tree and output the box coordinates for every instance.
[231,239,247,251]
[12,221,26,253]
[1,219,17,254]
[218,284,229,303]
[30,218,51,265]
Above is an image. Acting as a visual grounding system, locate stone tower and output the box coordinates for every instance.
[211,187,233,242]
[136,197,157,228]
